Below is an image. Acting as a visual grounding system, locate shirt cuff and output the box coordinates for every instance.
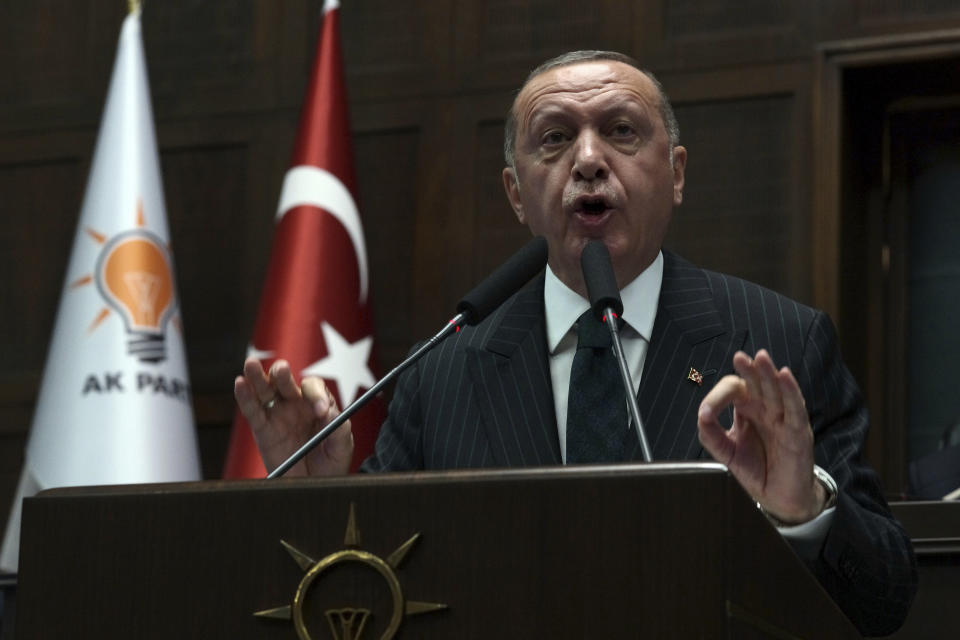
[778,505,836,560]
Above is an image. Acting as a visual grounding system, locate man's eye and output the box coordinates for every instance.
[542,130,568,145]
[610,123,635,137]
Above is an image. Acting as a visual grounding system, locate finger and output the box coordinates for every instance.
[697,399,735,465]
[270,360,302,401]
[700,373,748,415]
[299,378,353,474]
[752,350,784,421]
[302,376,336,418]
[778,366,809,432]
[234,375,266,425]
[698,373,750,465]
[732,351,762,407]
[243,357,275,405]
[315,398,354,466]
[242,355,266,379]
[317,392,347,433]
[322,417,354,459]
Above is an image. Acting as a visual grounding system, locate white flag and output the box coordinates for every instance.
[0,9,201,572]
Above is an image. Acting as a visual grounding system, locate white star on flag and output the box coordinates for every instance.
[245,343,275,362]
[302,321,375,406]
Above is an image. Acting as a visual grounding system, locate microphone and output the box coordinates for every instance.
[580,240,623,320]
[268,236,549,478]
[579,240,653,462]
[457,236,548,324]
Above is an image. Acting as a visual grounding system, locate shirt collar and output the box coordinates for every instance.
[544,250,664,354]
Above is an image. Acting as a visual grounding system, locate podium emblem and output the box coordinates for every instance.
[255,503,447,639]
[325,608,371,640]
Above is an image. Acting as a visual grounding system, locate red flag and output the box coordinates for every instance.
[224,0,384,476]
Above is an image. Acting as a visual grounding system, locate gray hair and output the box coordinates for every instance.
[503,50,680,167]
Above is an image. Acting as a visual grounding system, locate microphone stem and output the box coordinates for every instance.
[603,306,653,462]
[267,311,469,478]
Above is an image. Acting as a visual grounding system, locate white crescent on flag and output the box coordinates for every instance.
[275,165,369,303]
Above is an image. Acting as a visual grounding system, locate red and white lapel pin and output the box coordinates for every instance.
[687,367,704,386]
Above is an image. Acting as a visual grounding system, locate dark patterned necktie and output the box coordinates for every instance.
[566,310,631,463]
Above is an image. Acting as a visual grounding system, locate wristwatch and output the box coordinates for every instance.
[813,464,839,510]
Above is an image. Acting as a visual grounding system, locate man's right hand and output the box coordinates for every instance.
[233,357,354,476]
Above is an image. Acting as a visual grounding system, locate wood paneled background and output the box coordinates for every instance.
[2,0,960,536]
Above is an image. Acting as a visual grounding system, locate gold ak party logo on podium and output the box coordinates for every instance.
[255,504,446,640]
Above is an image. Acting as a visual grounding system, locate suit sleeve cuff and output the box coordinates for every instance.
[779,504,835,560]
[778,505,835,540]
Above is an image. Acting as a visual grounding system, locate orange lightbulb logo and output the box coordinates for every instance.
[95,229,177,363]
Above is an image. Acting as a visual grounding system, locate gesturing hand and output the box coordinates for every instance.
[234,357,353,477]
[697,349,826,525]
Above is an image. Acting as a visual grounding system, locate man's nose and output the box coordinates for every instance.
[572,130,609,181]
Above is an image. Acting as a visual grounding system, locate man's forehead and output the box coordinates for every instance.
[515,61,657,121]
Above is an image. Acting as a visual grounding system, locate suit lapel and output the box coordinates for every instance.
[630,252,746,461]
[466,275,562,467]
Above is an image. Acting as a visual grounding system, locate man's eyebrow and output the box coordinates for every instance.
[522,92,657,135]
[522,108,573,135]
[597,100,651,119]
[527,104,573,123]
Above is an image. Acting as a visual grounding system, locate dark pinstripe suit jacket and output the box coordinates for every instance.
[362,250,917,636]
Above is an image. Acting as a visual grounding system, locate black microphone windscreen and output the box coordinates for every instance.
[456,236,548,325]
[580,240,623,319]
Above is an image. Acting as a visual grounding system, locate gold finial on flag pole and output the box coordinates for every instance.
[128,0,141,14]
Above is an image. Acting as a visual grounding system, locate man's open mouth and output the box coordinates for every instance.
[575,195,612,215]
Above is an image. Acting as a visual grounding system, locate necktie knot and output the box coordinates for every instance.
[575,309,619,349]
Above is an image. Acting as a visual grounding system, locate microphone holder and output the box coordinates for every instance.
[601,306,653,463]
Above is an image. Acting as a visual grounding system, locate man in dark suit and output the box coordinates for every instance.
[235,50,916,635]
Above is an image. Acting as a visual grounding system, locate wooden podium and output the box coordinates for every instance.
[15,463,857,638]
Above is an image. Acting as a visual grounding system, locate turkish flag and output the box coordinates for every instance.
[224,0,384,476]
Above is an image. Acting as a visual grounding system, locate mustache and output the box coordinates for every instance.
[562,185,620,210]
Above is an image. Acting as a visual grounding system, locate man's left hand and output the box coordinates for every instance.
[697,349,827,525]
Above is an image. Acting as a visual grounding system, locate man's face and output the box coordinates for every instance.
[502,61,686,294]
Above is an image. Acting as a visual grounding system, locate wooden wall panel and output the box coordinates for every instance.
[161,143,252,387]
[0,159,85,379]
[817,0,960,40]
[473,119,534,279]
[0,3,116,131]
[666,1,795,35]
[143,2,286,116]
[340,0,456,100]
[410,96,481,325]
[666,96,800,298]
[354,126,422,370]
[454,0,636,88]
[641,0,813,70]
[857,0,960,23]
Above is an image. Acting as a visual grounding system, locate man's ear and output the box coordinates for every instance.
[502,166,526,224]
[671,145,687,206]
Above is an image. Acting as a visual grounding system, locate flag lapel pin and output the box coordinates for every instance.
[687,367,704,386]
